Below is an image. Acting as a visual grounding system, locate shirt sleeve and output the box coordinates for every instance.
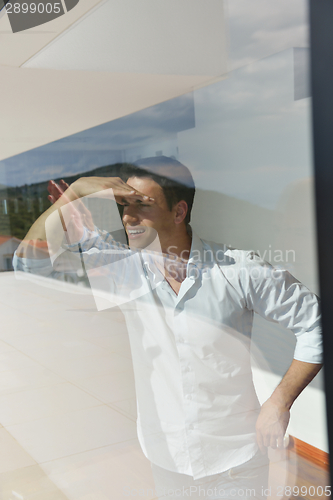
[235,250,322,364]
[13,226,130,285]
[13,251,54,277]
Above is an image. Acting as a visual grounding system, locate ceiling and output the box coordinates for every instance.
[0,0,228,162]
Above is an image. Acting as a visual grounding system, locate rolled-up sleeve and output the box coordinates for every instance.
[13,226,130,286]
[13,252,54,277]
[238,251,322,364]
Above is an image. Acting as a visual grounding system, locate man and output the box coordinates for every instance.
[15,156,322,499]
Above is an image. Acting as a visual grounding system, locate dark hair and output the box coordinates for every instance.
[120,156,195,226]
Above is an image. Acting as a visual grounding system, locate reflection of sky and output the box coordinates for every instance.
[1,0,311,211]
[178,48,312,209]
[2,93,195,187]
[227,0,308,69]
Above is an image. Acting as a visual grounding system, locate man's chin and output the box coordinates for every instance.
[128,239,146,249]
[128,238,152,250]
[127,230,159,250]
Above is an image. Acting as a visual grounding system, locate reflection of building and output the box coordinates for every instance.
[0,235,20,271]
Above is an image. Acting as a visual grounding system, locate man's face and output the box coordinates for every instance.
[122,177,176,250]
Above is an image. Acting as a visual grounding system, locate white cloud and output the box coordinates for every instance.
[226,0,309,69]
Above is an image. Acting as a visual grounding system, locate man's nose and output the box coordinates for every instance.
[122,205,139,224]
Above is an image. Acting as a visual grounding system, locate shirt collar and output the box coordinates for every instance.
[189,228,204,260]
[140,235,165,284]
[187,228,219,280]
[140,227,206,282]
[187,227,205,273]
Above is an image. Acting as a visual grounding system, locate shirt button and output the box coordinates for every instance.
[184,366,190,373]
[189,424,194,431]
[178,337,184,343]
[186,394,192,400]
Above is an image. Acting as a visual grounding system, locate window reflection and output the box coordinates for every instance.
[0,1,328,499]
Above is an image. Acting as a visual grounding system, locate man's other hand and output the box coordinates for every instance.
[255,399,290,453]
[47,179,70,205]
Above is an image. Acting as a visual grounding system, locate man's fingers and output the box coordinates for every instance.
[263,433,271,448]
[270,435,277,449]
[269,433,284,449]
[256,430,266,455]
[47,180,56,196]
[276,435,284,449]
[259,432,283,450]
[59,179,69,190]
[48,180,61,192]
[48,180,65,201]
[116,184,155,203]
[116,191,155,205]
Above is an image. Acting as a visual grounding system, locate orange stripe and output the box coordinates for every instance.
[289,436,330,469]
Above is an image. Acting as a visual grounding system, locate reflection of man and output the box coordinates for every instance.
[14,157,322,499]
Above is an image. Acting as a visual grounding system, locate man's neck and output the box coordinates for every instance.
[162,228,192,262]
[161,229,192,284]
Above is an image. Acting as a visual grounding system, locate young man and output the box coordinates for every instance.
[15,156,322,499]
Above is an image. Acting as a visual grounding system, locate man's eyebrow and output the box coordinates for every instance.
[122,198,146,205]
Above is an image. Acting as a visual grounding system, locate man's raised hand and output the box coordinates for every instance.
[70,176,155,205]
[47,179,94,244]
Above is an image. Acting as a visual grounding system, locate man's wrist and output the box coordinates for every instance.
[68,179,84,199]
[264,394,291,412]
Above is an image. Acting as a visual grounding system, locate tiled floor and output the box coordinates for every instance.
[0,273,157,500]
[0,427,36,474]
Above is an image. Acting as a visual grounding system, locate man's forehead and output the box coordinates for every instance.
[125,176,168,207]
[127,176,162,193]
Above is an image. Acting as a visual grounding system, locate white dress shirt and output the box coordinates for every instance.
[13,229,322,480]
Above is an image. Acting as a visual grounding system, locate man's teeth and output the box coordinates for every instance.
[128,229,145,234]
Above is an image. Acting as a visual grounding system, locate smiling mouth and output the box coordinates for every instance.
[127,227,146,238]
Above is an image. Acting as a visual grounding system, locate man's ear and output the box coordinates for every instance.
[174,201,188,225]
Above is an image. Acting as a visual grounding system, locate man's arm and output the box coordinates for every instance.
[256,359,322,452]
[16,176,154,260]
[232,250,323,453]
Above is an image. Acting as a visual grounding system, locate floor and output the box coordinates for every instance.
[0,272,329,500]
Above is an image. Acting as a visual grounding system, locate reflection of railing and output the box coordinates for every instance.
[289,436,329,469]
[0,187,48,239]
[269,436,330,500]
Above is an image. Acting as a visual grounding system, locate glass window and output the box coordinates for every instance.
[0,1,328,498]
